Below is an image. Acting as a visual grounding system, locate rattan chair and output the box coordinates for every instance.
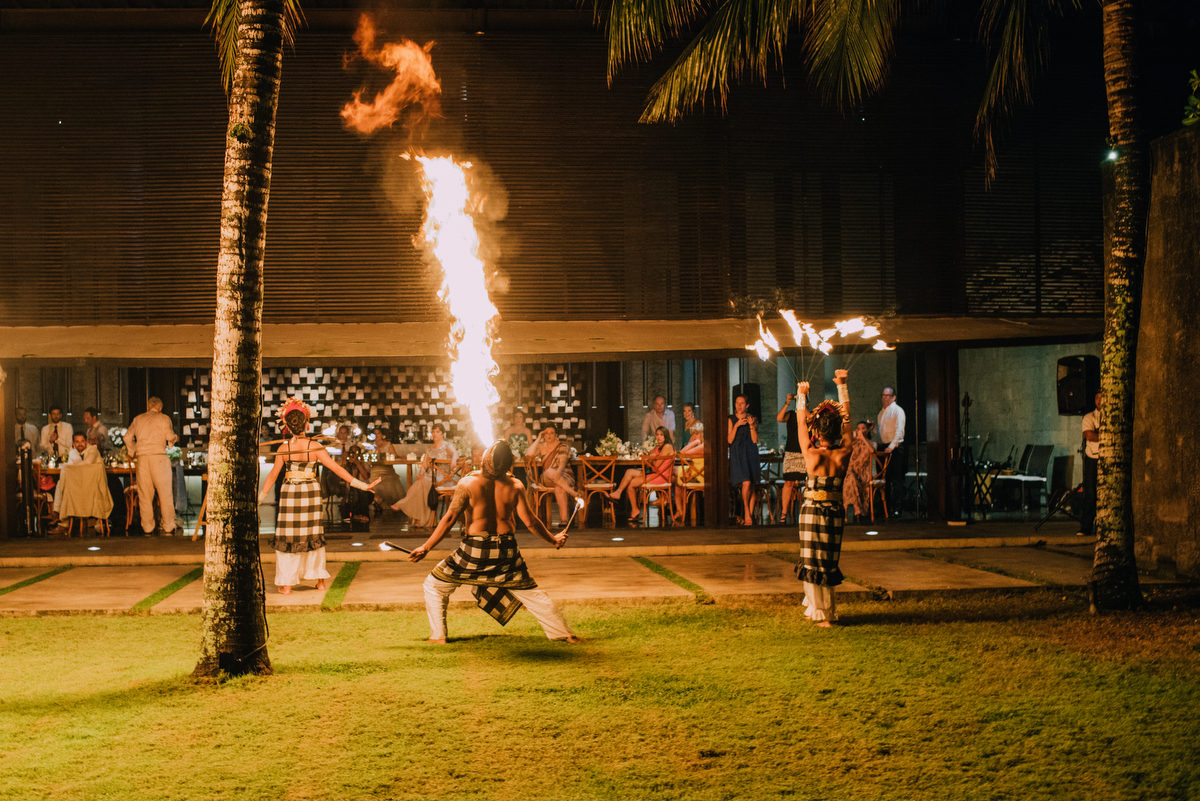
[580,455,618,528]
[638,452,676,527]
[868,451,891,522]
[677,456,706,526]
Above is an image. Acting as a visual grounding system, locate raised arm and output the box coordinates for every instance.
[834,369,852,453]
[776,394,794,422]
[315,446,381,491]
[515,485,567,548]
[257,454,286,504]
[408,484,471,562]
[796,382,813,454]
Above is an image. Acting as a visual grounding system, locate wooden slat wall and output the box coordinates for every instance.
[0,22,1104,327]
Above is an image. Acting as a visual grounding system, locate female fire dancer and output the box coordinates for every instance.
[408,440,581,644]
[794,369,852,626]
[258,399,380,594]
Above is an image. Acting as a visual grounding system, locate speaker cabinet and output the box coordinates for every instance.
[1057,355,1100,416]
[731,383,762,422]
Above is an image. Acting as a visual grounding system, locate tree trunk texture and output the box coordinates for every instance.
[194,0,285,677]
[1090,0,1146,611]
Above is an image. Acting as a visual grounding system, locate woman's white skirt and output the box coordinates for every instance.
[275,548,331,587]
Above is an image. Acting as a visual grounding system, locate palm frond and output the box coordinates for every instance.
[974,0,1080,181]
[639,0,807,122]
[596,0,710,84]
[803,0,898,108]
[206,0,306,96]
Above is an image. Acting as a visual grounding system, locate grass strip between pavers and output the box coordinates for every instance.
[321,561,360,610]
[131,567,203,613]
[0,565,73,596]
[632,556,713,603]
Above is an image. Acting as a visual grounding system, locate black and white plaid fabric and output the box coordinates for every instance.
[271,463,325,554]
[432,533,538,626]
[794,475,845,587]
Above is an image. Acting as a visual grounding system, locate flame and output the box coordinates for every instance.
[801,323,822,350]
[340,15,442,134]
[746,340,771,361]
[818,341,833,355]
[835,317,865,336]
[779,310,804,344]
[412,155,500,441]
[818,328,837,341]
[872,340,895,351]
[861,325,880,339]
[757,315,781,352]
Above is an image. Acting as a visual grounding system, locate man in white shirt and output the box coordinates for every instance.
[640,396,677,441]
[126,396,179,536]
[14,406,38,452]
[877,387,907,518]
[1078,391,1102,537]
[83,406,113,461]
[39,405,74,460]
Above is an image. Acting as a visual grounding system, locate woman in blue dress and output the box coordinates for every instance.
[727,394,760,526]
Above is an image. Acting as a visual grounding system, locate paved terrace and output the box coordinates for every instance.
[0,519,1185,616]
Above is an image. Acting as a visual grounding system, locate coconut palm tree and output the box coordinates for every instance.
[194,0,303,678]
[598,0,1145,608]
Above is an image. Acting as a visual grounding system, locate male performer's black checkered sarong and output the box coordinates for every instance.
[271,462,325,553]
[431,533,538,625]
[794,475,845,587]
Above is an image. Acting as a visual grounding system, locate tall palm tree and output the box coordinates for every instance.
[598,0,1146,609]
[194,0,302,678]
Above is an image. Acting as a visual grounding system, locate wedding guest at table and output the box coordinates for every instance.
[641,395,676,441]
[342,444,374,523]
[528,425,582,525]
[728,394,760,526]
[673,424,704,524]
[83,407,113,461]
[48,433,109,535]
[681,403,701,442]
[877,386,907,518]
[259,399,379,594]
[368,427,405,510]
[39,405,73,460]
[610,426,674,523]
[776,390,807,525]
[502,409,534,455]
[14,406,38,453]
[125,396,179,536]
[321,423,353,500]
[391,423,457,528]
[841,421,878,524]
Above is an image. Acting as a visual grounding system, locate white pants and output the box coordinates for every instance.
[135,454,175,534]
[422,574,575,641]
[275,548,331,587]
[802,582,837,622]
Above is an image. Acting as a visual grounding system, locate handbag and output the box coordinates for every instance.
[426,469,439,510]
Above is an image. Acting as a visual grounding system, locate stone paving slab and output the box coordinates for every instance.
[931,547,1181,586]
[341,557,693,609]
[651,554,870,599]
[154,563,345,612]
[0,565,195,613]
[0,567,52,590]
[840,551,1038,596]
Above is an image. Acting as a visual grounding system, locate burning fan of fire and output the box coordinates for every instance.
[746,311,894,382]
[341,15,500,443]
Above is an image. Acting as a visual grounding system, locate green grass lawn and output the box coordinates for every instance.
[2,592,1198,801]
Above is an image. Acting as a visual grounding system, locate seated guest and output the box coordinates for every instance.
[83,407,113,461]
[673,424,704,523]
[527,425,581,525]
[680,403,701,442]
[367,427,405,510]
[14,406,38,453]
[641,395,676,441]
[320,424,353,499]
[502,409,534,454]
[391,423,457,528]
[342,444,374,523]
[66,432,102,465]
[39,405,73,460]
[49,433,110,535]
[610,426,675,523]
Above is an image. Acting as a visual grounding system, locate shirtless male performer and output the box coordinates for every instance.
[408,440,582,644]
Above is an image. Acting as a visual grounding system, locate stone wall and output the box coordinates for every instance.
[958,341,1102,485]
[1133,126,1200,578]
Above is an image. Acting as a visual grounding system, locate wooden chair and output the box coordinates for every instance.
[757,456,783,524]
[580,455,617,528]
[430,458,465,521]
[30,462,55,535]
[873,450,892,520]
[67,516,110,538]
[638,452,675,527]
[524,455,553,524]
[677,456,706,526]
[125,471,163,534]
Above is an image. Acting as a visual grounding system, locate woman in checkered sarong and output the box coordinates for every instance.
[259,399,380,594]
[794,370,853,626]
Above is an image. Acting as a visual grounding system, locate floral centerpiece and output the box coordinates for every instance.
[594,430,628,457]
[451,435,476,462]
[108,427,129,464]
[166,445,184,464]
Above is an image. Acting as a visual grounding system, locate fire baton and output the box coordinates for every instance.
[559,496,587,537]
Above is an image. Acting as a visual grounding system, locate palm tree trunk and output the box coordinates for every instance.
[1090,0,1145,611]
[194,0,285,677]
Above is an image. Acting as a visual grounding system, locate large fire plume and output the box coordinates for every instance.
[340,15,441,134]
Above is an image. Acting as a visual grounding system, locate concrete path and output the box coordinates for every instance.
[0,565,195,615]
[922,546,1180,587]
[651,554,871,600]
[0,567,50,590]
[840,551,1039,597]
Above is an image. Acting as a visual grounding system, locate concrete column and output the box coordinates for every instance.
[701,358,730,527]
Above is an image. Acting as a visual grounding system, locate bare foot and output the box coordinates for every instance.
[816,621,834,628]
[565,635,585,644]
[608,490,621,500]
[390,501,403,511]
[316,579,327,590]
[426,638,447,644]
[278,585,291,595]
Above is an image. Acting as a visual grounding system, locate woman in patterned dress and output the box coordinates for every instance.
[528,425,582,525]
[390,423,458,529]
[841,421,878,524]
[258,399,380,594]
[794,370,853,626]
